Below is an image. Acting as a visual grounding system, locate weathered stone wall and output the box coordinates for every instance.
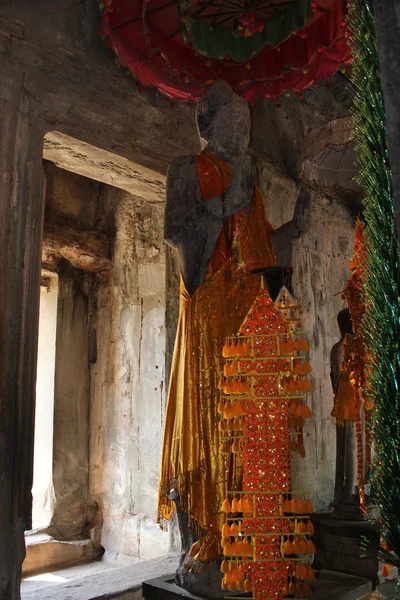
[39,164,171,558]
[291,197,354,508]
[51,264,92,540]
[259,161,355,509]
[89,188,170,560]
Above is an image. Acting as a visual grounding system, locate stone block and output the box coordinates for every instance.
[23,534,98,576]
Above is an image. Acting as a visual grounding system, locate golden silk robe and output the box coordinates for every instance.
[158,152,277,560]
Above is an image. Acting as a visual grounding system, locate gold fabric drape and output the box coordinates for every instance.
[331,334,358,423]
[158,153,277,560]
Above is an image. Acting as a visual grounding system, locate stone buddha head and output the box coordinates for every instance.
[195,80,251,160]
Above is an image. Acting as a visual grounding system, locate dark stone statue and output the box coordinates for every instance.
[164,80,311,597]
[165,80,310,297]
[330,308,366,519]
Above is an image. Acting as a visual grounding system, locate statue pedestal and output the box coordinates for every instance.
[142,570,372,600]
[142,575,209,600]
[378,578,400,599]
[311,513,380,586]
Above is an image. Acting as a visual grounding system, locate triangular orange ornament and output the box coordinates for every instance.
[294,362,302,375]
[220,559,229,573]
[307,539,316,554]
[283,498,292,513]
[305,499,314,513]
[306,520,314,535]
[231,498,239,512]
[296,403,303,417]
[297,520,307,534]
[292,540,301,554]
[297,498,306,514]
[223,541,233,556]
[284,538,294,555]
[222,498,231,512]
[299,540,308,554]
[225,569,233,584]
[300,338,310,351]
[244,579,252,593]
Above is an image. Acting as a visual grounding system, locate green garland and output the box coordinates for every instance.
[348,0,400,573]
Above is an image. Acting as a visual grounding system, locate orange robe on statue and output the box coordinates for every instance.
[331,334,359,424]
[158,152,277,561]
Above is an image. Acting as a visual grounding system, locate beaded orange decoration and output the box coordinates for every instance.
[219,286,315,599]
[341,218,370,513]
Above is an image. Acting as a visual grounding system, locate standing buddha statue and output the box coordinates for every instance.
[159,80,311,598]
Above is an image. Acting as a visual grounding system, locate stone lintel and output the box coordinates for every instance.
[42,220,112,274]
[43,132,166,205]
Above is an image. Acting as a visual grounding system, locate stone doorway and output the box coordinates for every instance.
[21,134,179,593]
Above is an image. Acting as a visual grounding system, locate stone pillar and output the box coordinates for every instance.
[89,190,170,560]
[0,66,45,598]
[50,265,91,539]
[374,0,400,239]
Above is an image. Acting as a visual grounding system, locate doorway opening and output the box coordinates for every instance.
[22,133,180,597]
[31,272,58,530]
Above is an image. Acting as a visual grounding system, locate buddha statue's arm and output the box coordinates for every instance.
[271,187,311,266]
[164,155,201,248]
[330,340,342,392]
[164,154,253,247]
[163,155,228,294]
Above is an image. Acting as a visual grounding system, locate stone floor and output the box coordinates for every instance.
[364,579,400,600]
[22,558,399,600]
[21,554,179,600]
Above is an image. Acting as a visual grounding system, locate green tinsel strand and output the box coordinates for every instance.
[348,0,400,568]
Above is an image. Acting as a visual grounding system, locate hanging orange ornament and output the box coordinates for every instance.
[222,498,231,512]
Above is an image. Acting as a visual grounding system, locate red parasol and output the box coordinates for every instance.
[99,0,352,102]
